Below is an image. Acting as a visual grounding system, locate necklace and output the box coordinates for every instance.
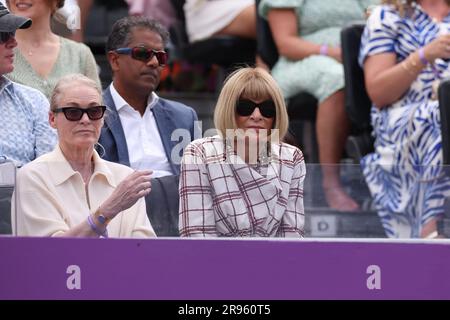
[24,42,41,56]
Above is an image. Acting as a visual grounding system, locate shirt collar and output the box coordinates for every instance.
[110,83,159,112]
[48,144,117,187]
[0,75,12,94]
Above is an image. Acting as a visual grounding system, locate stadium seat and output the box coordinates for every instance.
[145,175,180,237]
[341,24,374,163]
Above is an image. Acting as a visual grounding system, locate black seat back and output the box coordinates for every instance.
[0,186,13,235]
[145,175,180,237]
[437,79,450,237]
[341,24,372,134]
[0,161,16,235]
[438,79,450,165]
[255,0,278,69]
[341,24,374,161]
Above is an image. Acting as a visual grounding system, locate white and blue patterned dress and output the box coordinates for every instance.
[359,4,450,238]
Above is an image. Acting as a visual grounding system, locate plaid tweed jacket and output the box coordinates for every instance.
[179,136,306,237]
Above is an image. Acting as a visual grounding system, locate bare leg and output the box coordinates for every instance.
[420,218,442,238]
[317,90,359,211]
[215,4,267,70]
[215,5,256,39]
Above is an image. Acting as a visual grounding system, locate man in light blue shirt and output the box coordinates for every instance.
[0,3,56,166]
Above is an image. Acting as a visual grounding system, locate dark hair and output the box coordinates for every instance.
[106,16,170,53]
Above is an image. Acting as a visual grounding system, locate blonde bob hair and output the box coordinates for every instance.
[213,67,289,141]
[50,73,102,112]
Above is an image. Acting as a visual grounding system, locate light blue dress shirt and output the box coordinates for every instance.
[0,76,56,166]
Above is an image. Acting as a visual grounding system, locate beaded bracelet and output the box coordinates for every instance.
[319,44,329,56]
[87,214,108,238]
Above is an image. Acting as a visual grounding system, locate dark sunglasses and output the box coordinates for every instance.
[115,46,168,66]
[236,99,276,118]
[53,106,106,121]
[0,31,15,44]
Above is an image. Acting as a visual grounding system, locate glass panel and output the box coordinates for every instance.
[0,160,16,236]
[304,163,450,239]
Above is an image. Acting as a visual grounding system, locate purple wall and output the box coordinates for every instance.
[0,237,449,299]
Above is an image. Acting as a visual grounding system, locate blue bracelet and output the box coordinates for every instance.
[87,215,108,238]
[418,48,429,66]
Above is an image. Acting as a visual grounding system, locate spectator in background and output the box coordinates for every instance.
[13,74,156,238]
[99,16,198,177]
[5,0,100,98]
[69,0,92,42]
[179,67,306,238]
[360,0,450,238]
[52,0,93,43]
[0,3,56,166]
[259,0,379,211]
[184,0,256,43]
[126,0,177,30]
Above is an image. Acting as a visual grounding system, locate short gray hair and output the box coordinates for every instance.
[50,74,102,111]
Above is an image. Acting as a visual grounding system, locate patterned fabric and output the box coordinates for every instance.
[0,76,57,166]
[359,4,450,238]
[179,136,306,237]
[259,0,377,102]
[6,37,100,98]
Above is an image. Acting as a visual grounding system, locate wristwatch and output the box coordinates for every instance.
[94,208,110,226]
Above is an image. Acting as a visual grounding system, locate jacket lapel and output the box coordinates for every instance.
[152,100,179,174]
[103,87,130,166]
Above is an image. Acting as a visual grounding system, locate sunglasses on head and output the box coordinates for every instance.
[115,46,168,66]
[236,99,276,118]
[0,31,15,44]
[53,106,106,121]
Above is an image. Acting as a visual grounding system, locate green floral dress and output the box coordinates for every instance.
[259,0,378,102]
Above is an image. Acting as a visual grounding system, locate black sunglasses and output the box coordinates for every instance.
[115,46,168,66]
[236,99,276,118]
[53,106,106,121]
[0,31,15,44]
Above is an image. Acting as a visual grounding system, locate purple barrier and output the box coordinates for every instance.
[0,237,449,300]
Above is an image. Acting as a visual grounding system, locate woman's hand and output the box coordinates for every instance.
[99,170,153,219]
[327,46,342,63]
[423,34,450,62]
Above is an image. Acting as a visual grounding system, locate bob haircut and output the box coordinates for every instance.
[213,67,289,141]
[50,73,102,112]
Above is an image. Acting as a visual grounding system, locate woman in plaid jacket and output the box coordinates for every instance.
[179,67,306,237]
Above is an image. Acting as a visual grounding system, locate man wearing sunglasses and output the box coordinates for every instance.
[99,16,198,178]
[0,3,56,166]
